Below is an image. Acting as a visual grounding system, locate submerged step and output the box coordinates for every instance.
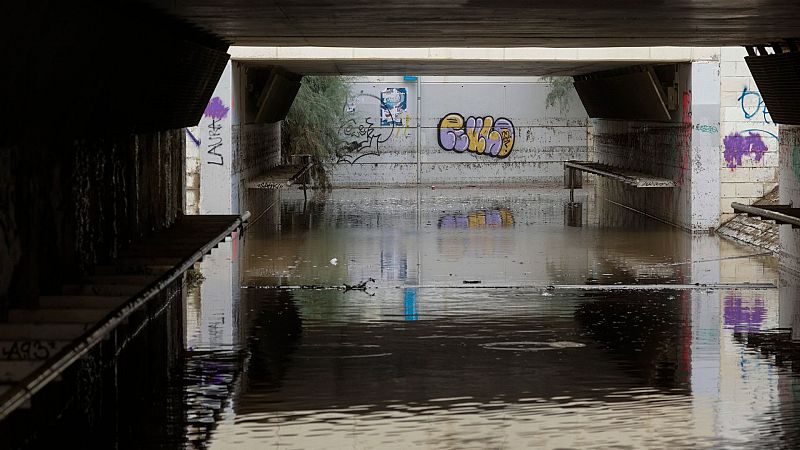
[39,296,128,309]
[8,309,109,324]
[84,274,159,285]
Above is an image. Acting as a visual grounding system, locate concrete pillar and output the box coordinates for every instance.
[690,62,721,231]
[199,62,237,215]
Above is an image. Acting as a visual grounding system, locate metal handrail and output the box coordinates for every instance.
[731,202,800,228]
[0,211,250,420]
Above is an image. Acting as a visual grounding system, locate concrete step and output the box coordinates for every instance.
[0,324,88,340]
[62,284,143,296]
[114,257,184,267]
[39,296,128,309]
[93,265,171,276]
[0,340,70,360]
[84,274,158,285]
[0,361,44,382]
[8,309,109,324]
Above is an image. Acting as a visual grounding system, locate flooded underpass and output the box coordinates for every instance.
[176,186,800,448]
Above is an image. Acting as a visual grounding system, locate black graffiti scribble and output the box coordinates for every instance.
[337,93,396,165]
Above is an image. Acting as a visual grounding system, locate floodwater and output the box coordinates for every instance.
[180,186,800,449]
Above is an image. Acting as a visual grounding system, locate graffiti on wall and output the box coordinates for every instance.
[437,113,515,158]
[338,93,398,164]
[204,96,229,166]
[739,86,771,124]
[722,86,778,170]
[677,90,692,185]
[438,208,515,229]
[380,88,407,126]
[723,132,768,169]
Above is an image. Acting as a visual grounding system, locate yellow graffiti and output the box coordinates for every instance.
[437,113,515,158]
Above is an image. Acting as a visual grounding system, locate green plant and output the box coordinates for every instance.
[543,76,575,115]
[282,76,352,187]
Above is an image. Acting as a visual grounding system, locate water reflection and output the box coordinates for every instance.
[180,187,800,449]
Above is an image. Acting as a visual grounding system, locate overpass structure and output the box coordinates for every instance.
[3,0,800,433]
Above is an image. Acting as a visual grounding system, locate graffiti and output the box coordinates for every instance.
[438,208,515,229]
[185,128,201,146]
[437,113,515,158]
[793,146,800,183]
[204,96,230,121]
[693,124,718,133]
[338,93,396,164]
[1,340,56,360]
[380,88,407,126]
[723,294,765,332]
[723,132,768,169]
[204,96,228,166]
[738,86,771,124]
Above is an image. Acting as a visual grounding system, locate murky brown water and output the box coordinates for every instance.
[180,187,800,449]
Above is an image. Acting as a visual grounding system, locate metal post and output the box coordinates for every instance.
[416,76,421,185]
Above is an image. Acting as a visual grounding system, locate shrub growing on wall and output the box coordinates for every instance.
[282,76,351,187]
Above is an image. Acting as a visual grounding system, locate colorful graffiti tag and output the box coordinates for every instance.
[438,208,515,229]
[723,132,768,169]
[437,113,515,158]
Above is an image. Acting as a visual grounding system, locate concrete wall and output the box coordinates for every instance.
[591,64,695,230]
[187,62,283,215]
[0,131,185,312]
[719,48,780,222]
[779,125,800,274]
[328,76,588,185]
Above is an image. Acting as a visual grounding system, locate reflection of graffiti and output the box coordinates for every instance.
[437,113,515,158]
[738,86,771,124]
[723,294,765,332]
[380,88,407,126]
[204,96,228,166]
[438,208,515,229]
[723,132,768,169]
[793,146,800,183]
[338,93,396,164]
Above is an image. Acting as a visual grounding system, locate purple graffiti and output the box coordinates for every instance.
[723,132,768,169]
[437,113,515,158]
[204,96,229,121]
[723,294,766,332]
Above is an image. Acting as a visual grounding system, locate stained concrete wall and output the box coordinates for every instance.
[719,48,780,222]
[328,76,588,185]
[779,125,800,274]
[590,62,721,232]
[0,131,185,312]
[590,64,694,230]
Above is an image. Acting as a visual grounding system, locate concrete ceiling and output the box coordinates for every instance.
[143,0,800,47]
[236,60,644,77]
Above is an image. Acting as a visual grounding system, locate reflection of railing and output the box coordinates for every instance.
[0,213,250,421]
[438,208,514,229]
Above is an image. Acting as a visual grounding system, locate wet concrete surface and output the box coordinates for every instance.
[179,186,800,449]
